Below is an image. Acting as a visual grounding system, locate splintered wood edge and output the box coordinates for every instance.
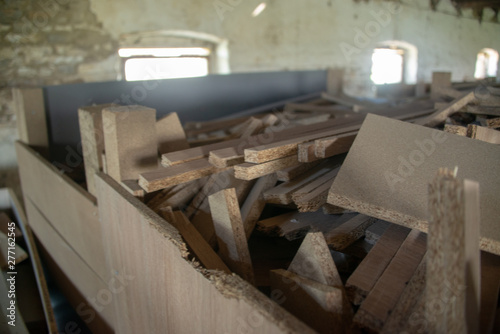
[327,192,500,256]
[96,173,314,333]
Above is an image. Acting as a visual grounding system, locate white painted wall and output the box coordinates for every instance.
[89,0,500,96]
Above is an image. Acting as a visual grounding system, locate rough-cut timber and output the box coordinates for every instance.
[103,105,158,182]
[328,114,500,255]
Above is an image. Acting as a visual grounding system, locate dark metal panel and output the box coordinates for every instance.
[43,70,326,163]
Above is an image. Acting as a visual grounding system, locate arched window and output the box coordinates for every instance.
[118,30,230,81]
[474,48,499,79]
[370,41,418,85]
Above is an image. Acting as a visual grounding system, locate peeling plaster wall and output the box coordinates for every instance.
[1,0,499,187]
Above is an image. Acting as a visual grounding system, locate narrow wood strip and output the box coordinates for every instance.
[314,131,357,159]
[466,105,500,116]
[139,159,217,193]
[234,155,300,181]
[324,214,376,251]
[364,220,391,244]
[276,161,322,182]
[417,91,476,127]
[346,224,411,305]
[467,124,500,144]
[209,188,255,285]
[240,174,277,239]
[354,229,427,332]
[121,179,145,200]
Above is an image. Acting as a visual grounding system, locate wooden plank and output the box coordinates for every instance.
[165,210,231,274]
[417,91,476,127]
[139,159,217,193]
[276,161,322,181]
[314,132,357,159]
[15,142,109,281]
[257,211,357,241]
[13,88,49,157]
[380,255,426,334]
[346,224,411,305]
[466,105,500,116]
[7,189,58,334]
[270,269,347,334]
[327,114,500,255]
[102,105,158,182]
[96,174,312,334]
[487,117,500,129]
[235,156,300,181]
[467,124,500,144]
[426,169,480,334]
[240,174,277,239]
[297,142,319,163]
[244,123,361,164]
[78,104,115,196]
[156,112,189,154]
[25,199,114,334]
[293,168,340,213]
[353,229,427,332]
[121,179,145,200]
[323,214,376,251]
[444,124,467,136]
[209,188,255,285]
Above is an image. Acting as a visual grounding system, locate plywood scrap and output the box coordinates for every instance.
[381,255,426,334]
[265,159,340,205]
[417,91,476,127]
[234,155,300,181]
[324,214,376,251]
[139,159,217,192]
[158,209,231,274]
[78,103,116,195]
[156,112,189,154]
[314,131,357,159]
[103,105,158,182]
[276,161,322,182]
[467,124,500,144]
[327,114,500,255]
[486,117,500,129]
[270,269,348,334]
[353,229,427,332]
[426,169,480,334]
[346,224,411,305]
[209,188,255,284]
[292,167,341,212]
[257,211,357,241]
[444,124,467,136]
[240,174,277,239]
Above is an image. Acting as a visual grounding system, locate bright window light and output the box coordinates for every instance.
[124,58,209,81]
[474,48,499,79]
[252,3,267,17]
[118,47,210,58]
[370,48,404,85]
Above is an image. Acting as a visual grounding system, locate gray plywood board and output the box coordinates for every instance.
[328,114,500,255]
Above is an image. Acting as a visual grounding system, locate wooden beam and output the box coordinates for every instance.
[426,169,480,334]
[103,105,158,182]
[78,104,116,196]
[13,88,49,157]
[209,188,255,284]
[354,229,427,332]
[156,112,189,154]
[327,114,500,255]
[346,224,411,305]
[324,214,376,251]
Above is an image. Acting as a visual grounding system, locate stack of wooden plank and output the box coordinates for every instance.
[77,72,500,333]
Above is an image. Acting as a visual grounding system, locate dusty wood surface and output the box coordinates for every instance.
[328,114,500,255]
[103,105,158,182]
